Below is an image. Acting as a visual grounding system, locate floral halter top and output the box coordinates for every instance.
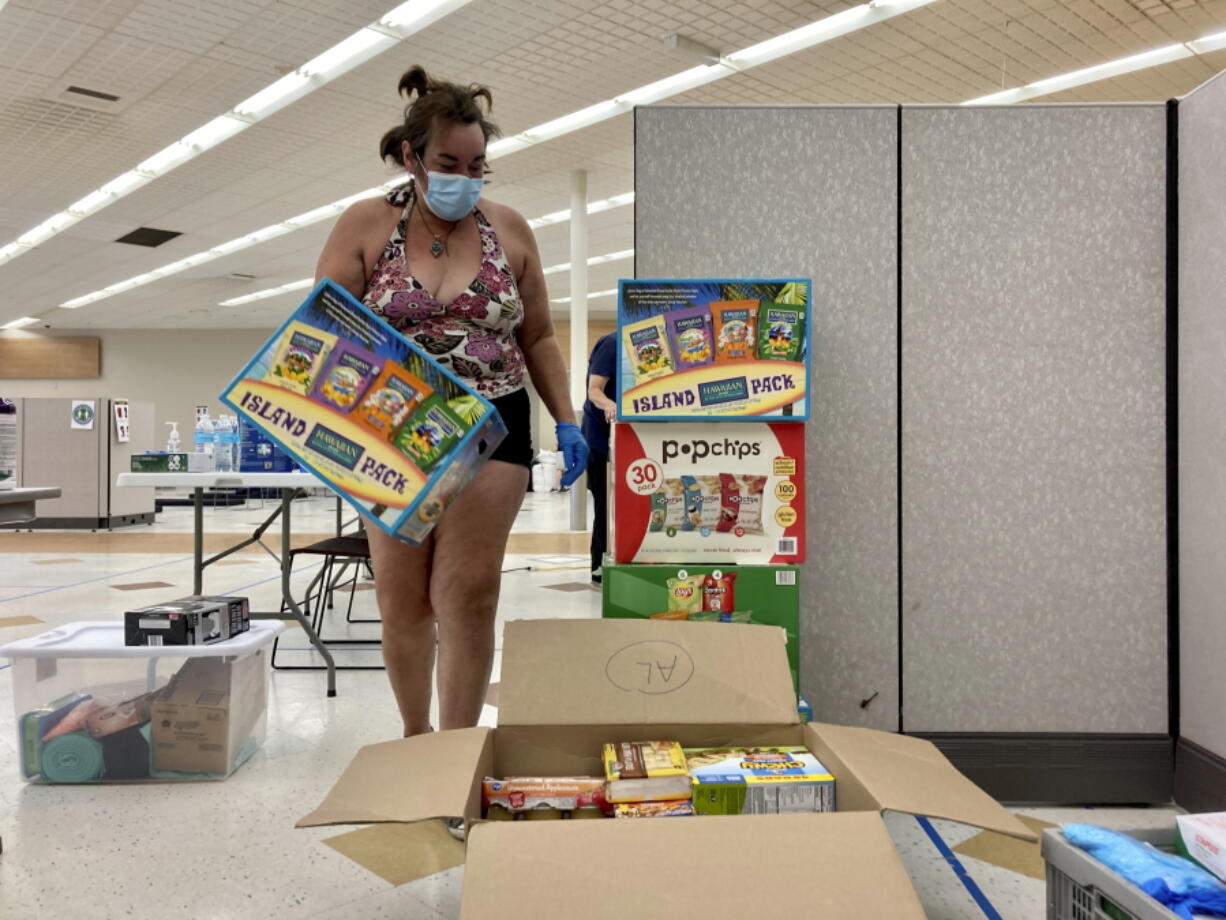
[363,183,526,399]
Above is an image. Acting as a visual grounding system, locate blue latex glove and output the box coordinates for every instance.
[555,422,590,488]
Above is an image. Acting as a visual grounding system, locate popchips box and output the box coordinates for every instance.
[222,279,507,545]
[612,422,805,565]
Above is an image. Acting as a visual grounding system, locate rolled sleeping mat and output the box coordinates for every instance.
[41,732,105,783]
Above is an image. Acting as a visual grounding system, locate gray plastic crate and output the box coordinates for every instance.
[1043,827,1183,920]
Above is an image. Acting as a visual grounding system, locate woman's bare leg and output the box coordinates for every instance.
[367,527,436,736]
[428,460,528,730]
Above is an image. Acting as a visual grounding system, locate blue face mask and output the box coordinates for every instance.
[418,156,484,221]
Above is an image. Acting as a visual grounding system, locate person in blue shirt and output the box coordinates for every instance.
[581,332,617,583]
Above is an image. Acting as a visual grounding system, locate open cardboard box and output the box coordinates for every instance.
[299,619,1036,917]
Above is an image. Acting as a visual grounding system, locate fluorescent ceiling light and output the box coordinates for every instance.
[1188,30,1226,55]
[52,0,937,308]
[529,193,635,229]
[551,288,618,305]
[962,31,1226,106]
[0,1,472,268]
[2,316,41,329]
[542,249,634,276]
[220,279,315,307]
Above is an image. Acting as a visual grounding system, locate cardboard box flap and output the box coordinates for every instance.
[806,722,1038,842]
[297,727,491,828]
[498,619,797,727]
[461,811,924,919]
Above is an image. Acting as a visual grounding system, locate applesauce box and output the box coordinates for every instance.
[352,364,432,440]
[392,395,467,473]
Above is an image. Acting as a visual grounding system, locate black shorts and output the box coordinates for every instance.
[487,388,533,468]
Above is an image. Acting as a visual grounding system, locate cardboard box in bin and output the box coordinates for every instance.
[152,652,266,775]
[221,279,507,544]
[298,619,1037,917]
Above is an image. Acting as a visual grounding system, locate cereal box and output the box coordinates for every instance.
[618,278,810,421]
[612,422,805,565]
[685,746,835,816]
[223,279,507,545]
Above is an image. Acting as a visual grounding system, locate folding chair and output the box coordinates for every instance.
[272,529,383,671]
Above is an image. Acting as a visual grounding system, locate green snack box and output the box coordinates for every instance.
[130,452,210,473]
[757,302,806,361]
[685,746,835,816]
[392,396,466,472]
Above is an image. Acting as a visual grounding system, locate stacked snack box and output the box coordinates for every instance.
[222,280,507,544]
[605,277,811,708]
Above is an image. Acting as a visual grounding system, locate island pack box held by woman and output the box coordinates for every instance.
[221,279,506,544]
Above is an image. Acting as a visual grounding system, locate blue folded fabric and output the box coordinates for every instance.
[1063,824,1226,919]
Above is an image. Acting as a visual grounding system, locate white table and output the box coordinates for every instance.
[115,472,338,695]
[0,487,62,525]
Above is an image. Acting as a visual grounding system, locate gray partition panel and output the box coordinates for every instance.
[635,105,900,730]
[901,105,1168,733]
[1178,72,1226,760]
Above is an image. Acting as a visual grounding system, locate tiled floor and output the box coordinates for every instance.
[0,488,1179,918]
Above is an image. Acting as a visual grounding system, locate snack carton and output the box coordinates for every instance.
[222,279,507,545]
[298,618,1037,918]
[612,422,805,565]
[618,278,811,421]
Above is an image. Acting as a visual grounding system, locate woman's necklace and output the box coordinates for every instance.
[413,189,456,258]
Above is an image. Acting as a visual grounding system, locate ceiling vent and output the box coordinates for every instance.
[41,78,143,114]
[115,227,182,248]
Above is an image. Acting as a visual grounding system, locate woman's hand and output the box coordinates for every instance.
[556,422,590,487]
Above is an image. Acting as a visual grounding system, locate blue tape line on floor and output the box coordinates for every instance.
[916,816,1004,920]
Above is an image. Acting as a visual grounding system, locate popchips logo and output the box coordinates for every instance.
[661,438,762,464]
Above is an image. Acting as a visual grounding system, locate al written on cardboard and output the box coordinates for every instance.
[298,618,1036,918]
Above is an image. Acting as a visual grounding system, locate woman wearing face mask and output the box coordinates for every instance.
[315,65,589,738]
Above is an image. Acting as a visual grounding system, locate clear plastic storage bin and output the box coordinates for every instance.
[1,620,282,783]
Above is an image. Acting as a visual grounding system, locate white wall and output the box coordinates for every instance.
[0,328,275,443]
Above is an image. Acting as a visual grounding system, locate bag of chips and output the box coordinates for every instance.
[267,321,338,396]
[623,315,674,384]
[664,305,714,371]
[694,475,723,530]
[757,302,806,362]
[310,340,381,412]
[681,476,702,531]
[391,395,466,472]
[712,300,759,364]
[660,478,687,530]
[648,489,668,532]
[702,571,737,613]
[353,363,433,440]
[666,575,704,614]
[716,473,740,533]
[734,474,767,535]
